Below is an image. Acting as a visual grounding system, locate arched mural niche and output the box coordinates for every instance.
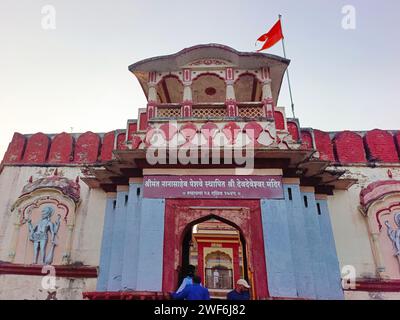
[8,174,81,266]
[360,180,400,279]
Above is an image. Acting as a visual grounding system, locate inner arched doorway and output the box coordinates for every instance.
[163,199,269,299]
[181,215,249,299]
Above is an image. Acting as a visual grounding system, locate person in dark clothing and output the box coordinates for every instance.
[176,264,195,293]
[227,279,251,300]
[172,276,210,300]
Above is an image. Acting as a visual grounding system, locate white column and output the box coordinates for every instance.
[182,82,192,117]
[226,80,236,100]
[147,84,157,119]
[225,80,237,117]
[148,84,157,102]
[261,79,272,100]
[261,79,274,119]
[183,83,192,101]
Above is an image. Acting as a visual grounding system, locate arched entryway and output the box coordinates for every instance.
[163,199,269,299]
[181,215,248,299]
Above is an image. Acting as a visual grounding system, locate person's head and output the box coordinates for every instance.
[192,275,201,284]
[186,264,195,277]
[236,279,250,292]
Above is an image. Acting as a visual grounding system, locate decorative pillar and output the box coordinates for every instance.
[370,232,388,278]
[261,79,274,119]
[62,225,74,264]
[225,67,238,117]
[225,98,237,117]
[262,97,274,119]
[147,71,158,119]
[367,214,389,279]
[197,243,205,284]
[182,84,192,117]
[147,101,157,119]
[182,69,192,117]
[8,218,21,262]
[232,243,240,285]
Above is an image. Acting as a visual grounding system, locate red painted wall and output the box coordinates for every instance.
[300,130,313,150]
[100,131,115,161]
[23,133,50,163]
[127,123,138,141]
[3,127,400,166]
[3,133,26,163]
[395,132,400,157]
[364,129,398,163]
[274,111,285,130]
[48,132,74,164]
[313,130,335,161]
[333,131,366,164]
[73,132,100,163]
[287,121,299,141]
[117,133,127,150]
[139,112,148,131]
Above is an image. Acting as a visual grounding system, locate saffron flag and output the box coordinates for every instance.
[256,20,284,52]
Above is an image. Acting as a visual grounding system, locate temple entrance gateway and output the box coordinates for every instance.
[182,217,247,299]
[163,199,269,299]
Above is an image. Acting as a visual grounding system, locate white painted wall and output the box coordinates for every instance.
[0,166,107,299]
[328,166,400,279]
[0,274,96,300]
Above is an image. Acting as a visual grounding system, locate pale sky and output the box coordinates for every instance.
[0,0,399,159]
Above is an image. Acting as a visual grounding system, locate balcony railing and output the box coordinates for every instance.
[154,102,265,119]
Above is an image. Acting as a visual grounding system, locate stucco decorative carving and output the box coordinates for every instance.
[12,175,80,211]
[360,180,400,279]
[188,59,231,67]
[9,173,81,265]
[360,180,400,215]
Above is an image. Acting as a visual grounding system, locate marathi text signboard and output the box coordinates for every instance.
[143,175,284,199]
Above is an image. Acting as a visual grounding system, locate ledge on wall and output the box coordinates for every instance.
[83,291,170,300]
[0,262,98,278]
[344,278,400,292]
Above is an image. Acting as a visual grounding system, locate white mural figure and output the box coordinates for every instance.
[27,206,61,264]
[385,213,400,256]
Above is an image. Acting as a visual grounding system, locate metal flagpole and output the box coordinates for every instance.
[279,14,296,118]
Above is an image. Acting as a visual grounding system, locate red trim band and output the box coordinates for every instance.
[83,291,170,300]
[0,263,98,278]
[344,279,400,292]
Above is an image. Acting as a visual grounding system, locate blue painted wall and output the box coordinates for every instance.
[316,199,344,299]
[121,183,142,290]
[284,185,316,299]
[107,190,128,291]
[261,198,297,298]
[135,198,165,291]
[96,196,116,291]
[301,191,330,299]
[261,185,344,299]
[97,183,165,292]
